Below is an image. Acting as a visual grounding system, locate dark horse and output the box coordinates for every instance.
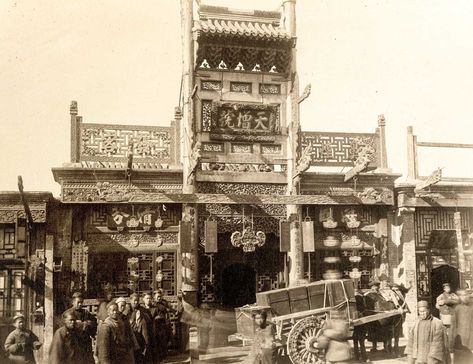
[363,291,405,356]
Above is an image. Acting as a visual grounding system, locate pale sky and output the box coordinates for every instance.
[1,0,472,196]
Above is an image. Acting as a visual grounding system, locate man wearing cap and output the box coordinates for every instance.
[379,274,401,308]
[405,300,449,364]
[4,314,42,363]
[364,280,382,352]
[436,283,459,352]
[63,292,96,364]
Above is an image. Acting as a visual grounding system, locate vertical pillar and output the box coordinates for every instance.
[70,101,80,163]
[407,126,418,180]
[377,114,388,170]
[43,234,54,362]
[283,0,304,286]
[399,208,417,328]
[180,0,198,307]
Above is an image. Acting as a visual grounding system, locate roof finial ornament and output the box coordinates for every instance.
[70,100,78,115]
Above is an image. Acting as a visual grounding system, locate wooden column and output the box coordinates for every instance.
[407,126,418,180]
[283,0,304,286]
[180,0,198,308]
[43,234,54,363]
[377,114,388,170]
[70,101,81,163]
[399,208,418,328]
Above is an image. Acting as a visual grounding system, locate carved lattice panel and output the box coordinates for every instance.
[156,252,176,296]
[80,124,173,163]
[128,253,154,293]
[257,272,279,293]
[415,209,470,249]
[301,132,380,167]
[200,274,216,303]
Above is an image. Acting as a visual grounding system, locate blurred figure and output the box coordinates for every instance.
[317,310,351,364]
[248,311,274,364]
[175,290,188,352]
[97,302,135,364]
[453,289,473,361]
[436,282,459,353]
[405,300,449,364]
[4,314,42,363]
[63,292,96,364]
[129,293,153,363]
[49,311,84,364]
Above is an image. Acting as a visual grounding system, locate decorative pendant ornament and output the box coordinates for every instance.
[349,268,362,279]
[342,208,360,229]
[231,208,266,252]
[349,255,362,263]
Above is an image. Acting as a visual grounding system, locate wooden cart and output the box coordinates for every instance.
[235,279,402,364]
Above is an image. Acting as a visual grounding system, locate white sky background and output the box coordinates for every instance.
[1,0,472,196]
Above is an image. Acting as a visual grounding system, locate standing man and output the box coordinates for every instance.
[49,311,84,364]
[96,302,134,364]
[436,283,459,352]
[152,289,175,363]
[4,314,42,363]
[405,300,449,364]
[116,297,138,363]
[364,279,381,352]
[63,292,96,364]
[129,293,153,363]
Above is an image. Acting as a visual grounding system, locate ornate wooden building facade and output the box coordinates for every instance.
[0,192,53,362]
[47,2,402,342]
[394,127,473,325]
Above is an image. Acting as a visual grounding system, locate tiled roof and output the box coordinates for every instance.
[193,19,291,40]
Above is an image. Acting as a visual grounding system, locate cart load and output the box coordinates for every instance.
[234,278,403,364]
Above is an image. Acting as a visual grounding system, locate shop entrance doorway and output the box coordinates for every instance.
[431,264,460,314]
[221,263,256,308]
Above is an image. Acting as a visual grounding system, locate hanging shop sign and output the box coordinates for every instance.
[107,207,166,231]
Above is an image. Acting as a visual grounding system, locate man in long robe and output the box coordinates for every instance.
[63,292,96,364]
[49,311,84,364]
[129,293,153,363]
[96,302,135,364]
[405,300,449,364]
[436,283,459,351]
[151,289,175,363]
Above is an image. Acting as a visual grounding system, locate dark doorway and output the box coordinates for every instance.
[431,264,460,316]
[221,263,256,308]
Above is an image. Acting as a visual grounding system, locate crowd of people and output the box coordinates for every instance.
[3,289,181,364]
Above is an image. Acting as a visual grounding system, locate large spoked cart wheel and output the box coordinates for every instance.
[286,316,326,364]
